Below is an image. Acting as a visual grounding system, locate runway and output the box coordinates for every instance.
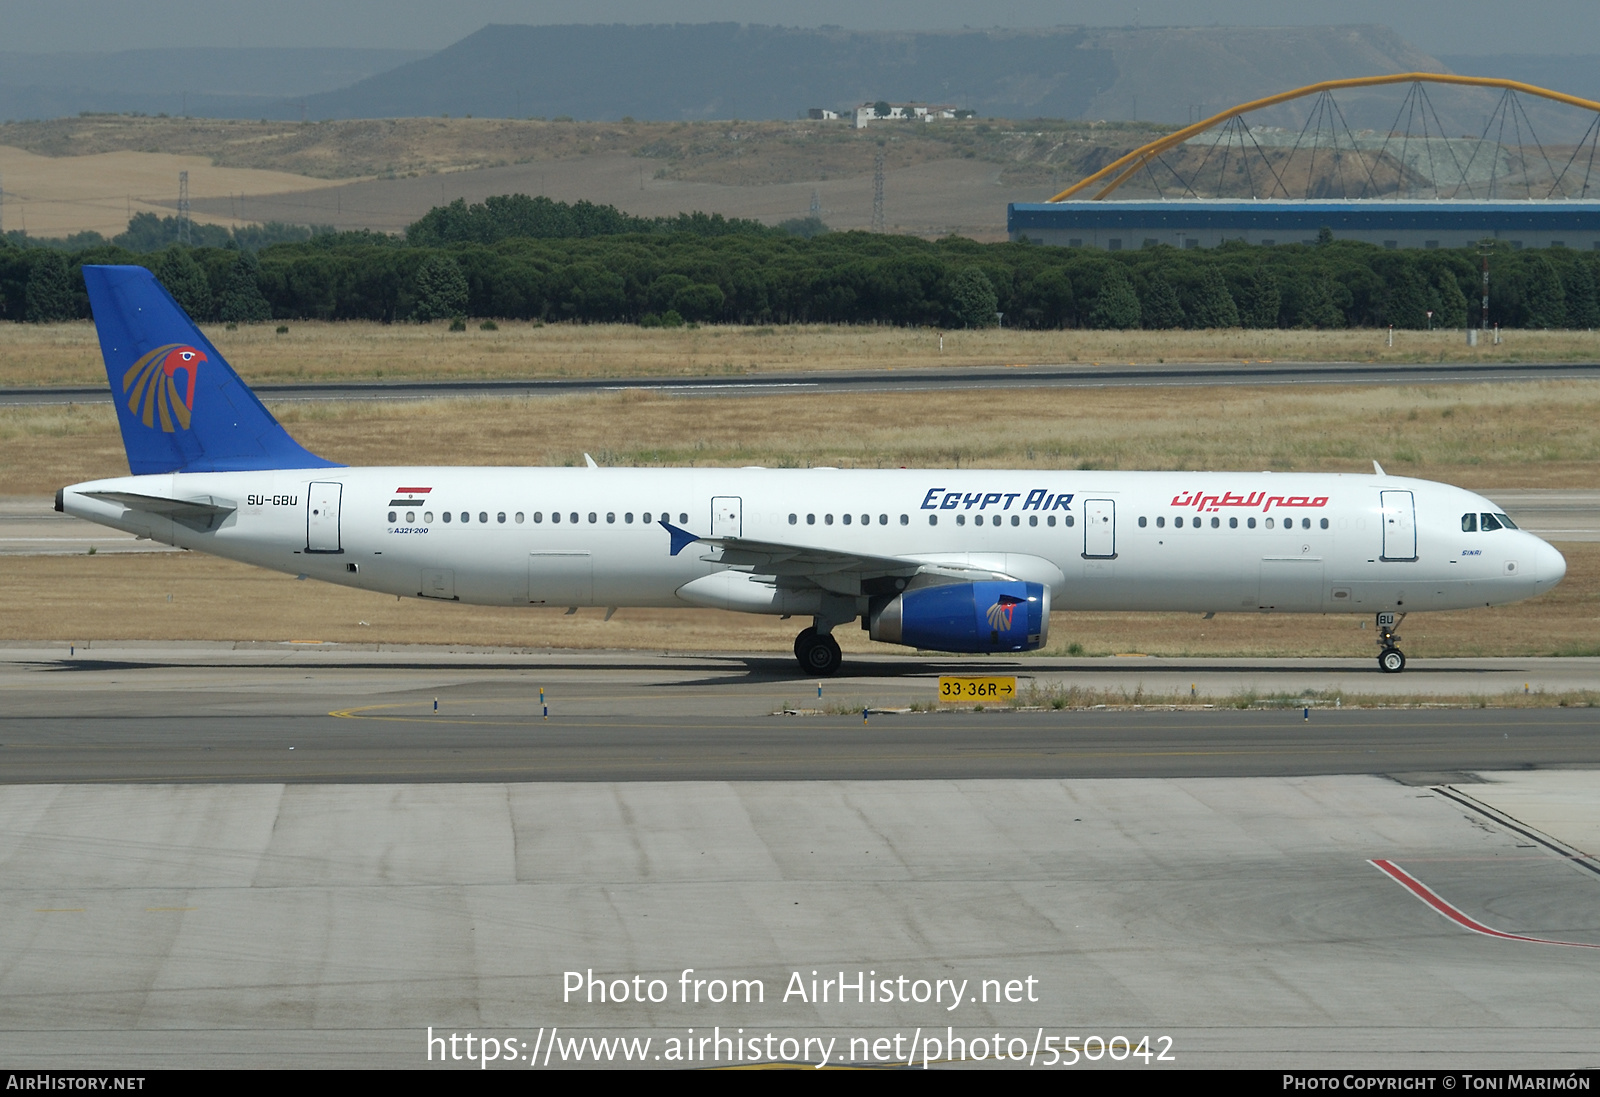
[2,647,1599,782]
[2,647,1597,1068]
[5,358,1600,407]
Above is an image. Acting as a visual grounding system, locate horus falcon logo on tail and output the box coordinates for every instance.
[122,344,206,432]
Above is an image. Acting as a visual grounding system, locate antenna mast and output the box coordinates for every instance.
[178,171,191,245]
[871,147,885,232]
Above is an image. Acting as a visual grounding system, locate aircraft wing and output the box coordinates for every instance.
[703,535,920,578]
[659,519,1022,589]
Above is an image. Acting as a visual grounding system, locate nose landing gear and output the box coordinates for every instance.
[1376,612,1406,673]
[794,624,842,676]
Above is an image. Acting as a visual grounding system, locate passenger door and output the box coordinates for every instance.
[1380,490,1417,561]
[306,482,343,553]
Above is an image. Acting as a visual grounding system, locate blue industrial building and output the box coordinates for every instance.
[1007,200,1600,251]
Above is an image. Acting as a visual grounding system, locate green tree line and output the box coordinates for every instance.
[3,195,1597,330]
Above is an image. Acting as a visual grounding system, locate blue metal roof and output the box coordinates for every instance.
[1008,200,1600,233]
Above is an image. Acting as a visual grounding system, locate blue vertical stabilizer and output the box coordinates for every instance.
[83,265,339,474]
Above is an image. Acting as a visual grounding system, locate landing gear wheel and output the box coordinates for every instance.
[1378,647,1406,674]
[793,626,817,661]
[796,631,842,677]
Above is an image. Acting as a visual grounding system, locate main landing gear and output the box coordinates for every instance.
[1376,612,1406,673]
[794,625,842,677]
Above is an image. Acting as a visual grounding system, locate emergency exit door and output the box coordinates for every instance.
[1082,498,1116,558]
[712,496,742,538]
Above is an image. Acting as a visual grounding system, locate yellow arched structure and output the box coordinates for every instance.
[1048,73,1600,202]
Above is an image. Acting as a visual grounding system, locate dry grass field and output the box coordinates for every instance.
[5,378,1600,496]
[0,145,347,238]
[5,322,1600,389]
[1,543,1593,660]
[0,115,1163,186]
[0,116,1161,239]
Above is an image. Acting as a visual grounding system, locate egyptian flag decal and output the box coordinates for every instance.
[390,486,432,506]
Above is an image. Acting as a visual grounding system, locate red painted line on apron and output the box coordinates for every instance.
[1370,859,1600,949]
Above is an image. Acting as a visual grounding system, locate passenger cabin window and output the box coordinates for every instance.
[1247,517,1256,529]
[498,512,507,524]
[1046,515,1055,527]
[515,513,524,523]
[388,511,397,522]
[1064,515,1075,527]
[789,514,797,525]
[900,515,909,525]
[1138,516,1147,528]
[1229,517,1238,528]
[842,514,851,525]
[460,512,469,523]
[443,512,452,523]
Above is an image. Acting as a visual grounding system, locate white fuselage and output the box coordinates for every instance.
[61,468,1566,626]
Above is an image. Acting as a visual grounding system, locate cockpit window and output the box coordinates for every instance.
[1495,513,1517,529]
[1461,513,1477,532]
[1480,513,1503,532]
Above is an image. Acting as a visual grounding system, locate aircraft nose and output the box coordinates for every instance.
[1535,539,1567,587]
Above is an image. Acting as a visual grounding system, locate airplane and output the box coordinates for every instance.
[57,264,1567,676]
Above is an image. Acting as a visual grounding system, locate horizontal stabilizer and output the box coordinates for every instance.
[84,490,236,532]
[83,490,236,519]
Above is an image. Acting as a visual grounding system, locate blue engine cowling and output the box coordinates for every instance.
[869,580,1049,653]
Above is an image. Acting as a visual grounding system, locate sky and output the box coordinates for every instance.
[2,0,1596,56]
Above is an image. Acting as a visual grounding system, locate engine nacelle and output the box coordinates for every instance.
[869,580,1049,653]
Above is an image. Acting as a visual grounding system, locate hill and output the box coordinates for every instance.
[296,23,1447,126]
[0,47,425,122]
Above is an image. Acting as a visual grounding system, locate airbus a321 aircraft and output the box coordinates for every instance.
[58,265,1566,675]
